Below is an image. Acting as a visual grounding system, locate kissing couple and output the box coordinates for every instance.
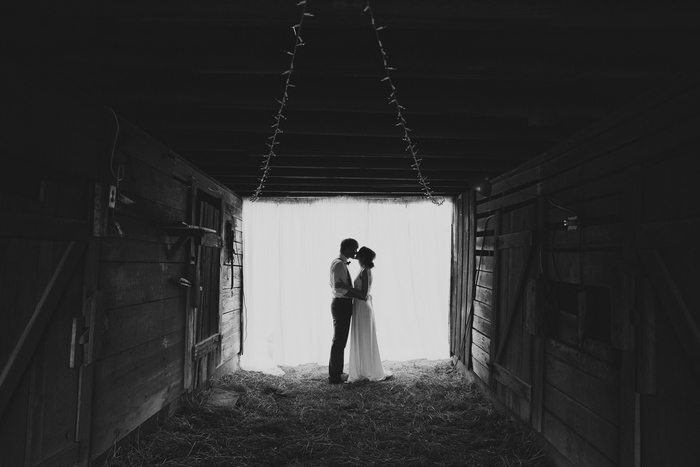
[328,238,392,385]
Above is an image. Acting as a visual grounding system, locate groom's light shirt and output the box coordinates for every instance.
[329,254,352,298]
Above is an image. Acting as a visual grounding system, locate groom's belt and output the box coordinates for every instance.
[333,296,352,300]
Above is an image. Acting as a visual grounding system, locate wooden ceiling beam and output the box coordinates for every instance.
[221,180,469,195]
[188,157,525,173]
[41,47,678,84]
[95,73,640,120]
[5,0,700,29]
[163,132,552,158]
[20,21,694,61]
[197,167,494,180]
[134,109,586,142]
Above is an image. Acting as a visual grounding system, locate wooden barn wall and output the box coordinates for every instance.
[453,62,700,467]
[0,53,243,466]
[449,192,476,369]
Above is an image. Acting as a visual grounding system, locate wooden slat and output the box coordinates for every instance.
[545,339,618,385]
[639,249,700,377]
[545,250,619,287]
[485,97,700,211]
[100,236,187,263]
[477,255,494,273]
[114,119,178,176]
[637,218,700,249]
[220,286,242,313]
[506,61,700,178]
[548,224,623,249]
[493,363,532,402]
[497,230,532,249]
[472,314,491,338]
[220,310,241,359]
[545,351,619,426]
[90,329,185,458]
[472,301,492,322]
[474,285,493,305]
[471,344,490,385]
[472,329,491,355]
[34,443,81,467]
[0,210,89,241]
[542,409,617,467]
[494,240,535,364]
[544,382,619,463]
[101,296,186,359]
[193,333,220,359]
[99,262,186,310]
[0,241,86,418]
[114,154,188,210]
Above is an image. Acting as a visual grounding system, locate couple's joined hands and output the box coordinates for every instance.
[335,281,369,301]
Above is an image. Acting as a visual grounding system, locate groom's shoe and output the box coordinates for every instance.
[329,374,343,384]
[329,373,349,384]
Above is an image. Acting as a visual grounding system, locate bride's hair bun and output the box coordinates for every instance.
[357,246,376,269]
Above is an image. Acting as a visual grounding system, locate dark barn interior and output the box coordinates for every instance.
[1,1,700,466]
[5,0,700,198]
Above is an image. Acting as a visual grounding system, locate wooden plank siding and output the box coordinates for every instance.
[1,52,243,465]
[89,119,244,459]
[450,193,476,369]
[452,64,700,466]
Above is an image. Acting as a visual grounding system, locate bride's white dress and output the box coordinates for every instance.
[347,268,391,382]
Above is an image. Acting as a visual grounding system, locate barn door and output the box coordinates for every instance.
[489,207,537,423]
[183,183,223,392]
[0,180,97,467]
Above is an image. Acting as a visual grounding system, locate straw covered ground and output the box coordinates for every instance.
[105,359,550,466]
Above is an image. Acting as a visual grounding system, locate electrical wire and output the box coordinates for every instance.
[109,108,124,184]
[109,108,125,237]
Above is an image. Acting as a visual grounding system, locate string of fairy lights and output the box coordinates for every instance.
[363,1,443,205]
[249,0,311,202]
[249,0,444,205]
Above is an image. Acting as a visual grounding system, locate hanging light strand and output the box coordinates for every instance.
[363,1,444,205]
[249,0,312,202]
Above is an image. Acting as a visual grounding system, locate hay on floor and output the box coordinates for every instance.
[105,359,549,466]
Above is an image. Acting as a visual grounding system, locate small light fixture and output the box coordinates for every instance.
[472,178,492,197]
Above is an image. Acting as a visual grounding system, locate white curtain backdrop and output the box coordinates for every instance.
[241,196,453,374]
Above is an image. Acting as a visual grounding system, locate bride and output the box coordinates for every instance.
[335,246,392,383]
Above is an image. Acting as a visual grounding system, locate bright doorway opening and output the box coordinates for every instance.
[241,196,453,374]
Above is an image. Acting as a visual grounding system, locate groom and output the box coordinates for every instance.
[328,238,362,384]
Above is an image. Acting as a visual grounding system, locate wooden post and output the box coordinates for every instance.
[452,194,464,358]
[619,165,641,467]
[184,179,197,391]
[488,210,501,391]
[637,278,656,394]
[530,196,547,432]
[76,237,102,467]
[465,192,476,368]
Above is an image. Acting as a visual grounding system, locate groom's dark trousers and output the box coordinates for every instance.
[329,297,352,383]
